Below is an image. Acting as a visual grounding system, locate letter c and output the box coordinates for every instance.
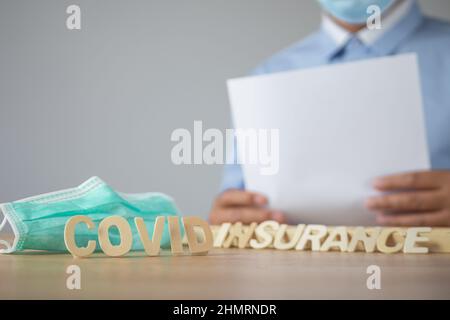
[64,215,96,257]
[376,228,405,253]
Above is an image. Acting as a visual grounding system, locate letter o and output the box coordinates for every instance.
[98,216,133,257]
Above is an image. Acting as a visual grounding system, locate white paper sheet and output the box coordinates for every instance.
[227,54,430,226]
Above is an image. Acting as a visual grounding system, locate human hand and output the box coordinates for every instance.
[365,170,450,226]
[209,189,286,224]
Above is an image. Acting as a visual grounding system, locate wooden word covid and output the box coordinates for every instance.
[64,215,213,258]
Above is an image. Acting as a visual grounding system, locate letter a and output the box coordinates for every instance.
[367,5,381,30]
[66,5,81,30]
[366,265,381,290]
[66,265,81,290]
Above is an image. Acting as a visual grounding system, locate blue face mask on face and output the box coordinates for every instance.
[317,0,395,24]
[0,177,180,253]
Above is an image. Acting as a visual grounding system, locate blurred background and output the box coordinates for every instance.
[1,0,450,219]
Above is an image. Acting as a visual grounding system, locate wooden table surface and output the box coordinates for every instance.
[1,243,450,299]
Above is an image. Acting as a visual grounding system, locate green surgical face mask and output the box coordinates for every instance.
[0,177,180,254]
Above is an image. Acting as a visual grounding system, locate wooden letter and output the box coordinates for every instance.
[403,227,431,254]
[224,222,257,249]
[135,216,165,256]
[183,216,213,254]
[320,226,348,252]
[64,215,96,258]
[347,227,381,253]
[274,224,305,250]
[98,216,133,257]
[296,225,327,251]
[213,223,231,248]
[376,228,405,254]
[250,221,279,249]
[168,216,184,255]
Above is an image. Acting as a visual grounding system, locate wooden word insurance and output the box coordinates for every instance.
[211,222,450,254]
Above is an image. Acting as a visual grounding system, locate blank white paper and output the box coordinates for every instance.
[227,54,429,226]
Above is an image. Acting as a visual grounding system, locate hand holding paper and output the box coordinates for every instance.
[227,54,430,226]
[367,170,450,226]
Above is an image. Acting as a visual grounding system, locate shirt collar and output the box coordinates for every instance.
[321,14,351,48]
[320,0,424,58]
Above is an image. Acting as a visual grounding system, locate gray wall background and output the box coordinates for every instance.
[1,0,450,219]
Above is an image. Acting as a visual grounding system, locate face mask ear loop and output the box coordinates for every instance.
[0,216,6,229]
[0,215,13,253]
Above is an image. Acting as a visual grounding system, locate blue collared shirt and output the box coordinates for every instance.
[221,0,450,191]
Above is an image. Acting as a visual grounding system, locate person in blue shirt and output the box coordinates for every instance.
[209,0,450,227]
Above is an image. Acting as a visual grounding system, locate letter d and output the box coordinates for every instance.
[182,216,213,254]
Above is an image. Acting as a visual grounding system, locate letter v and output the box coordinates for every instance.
[135,216,165,256]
